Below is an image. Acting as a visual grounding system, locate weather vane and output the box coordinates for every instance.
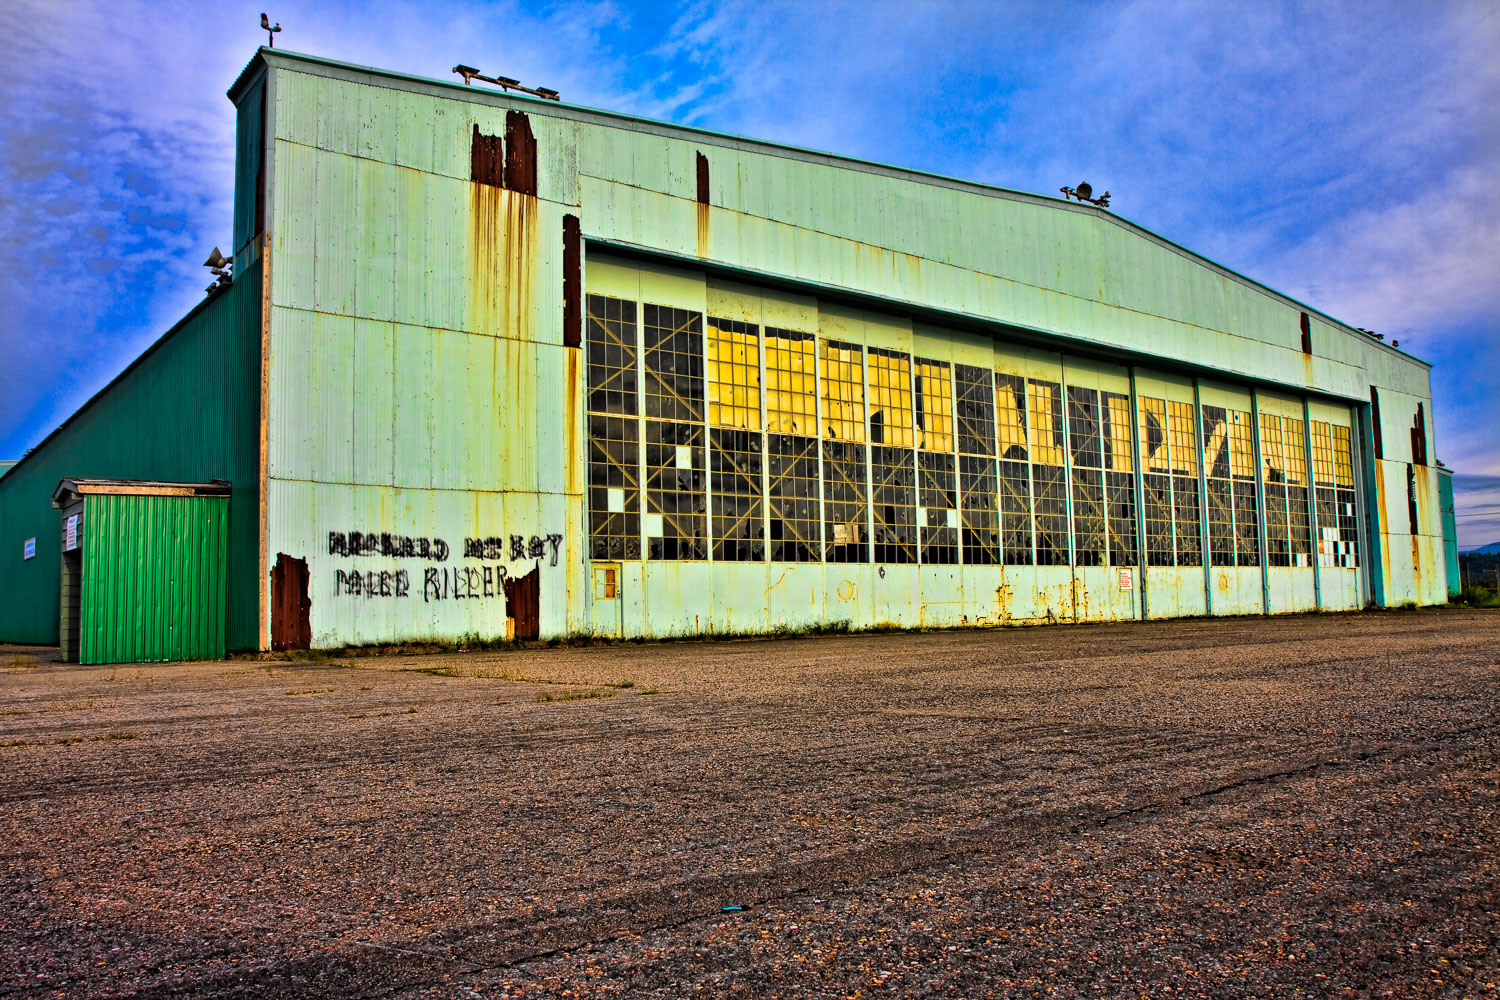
[261,13,282,47]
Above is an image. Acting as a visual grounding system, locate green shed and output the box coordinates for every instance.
[52,479,232,664]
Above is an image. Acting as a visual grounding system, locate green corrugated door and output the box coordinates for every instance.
[79,494,229,664]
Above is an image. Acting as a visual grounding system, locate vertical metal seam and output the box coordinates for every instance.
[860,337,875,566]
[756,315,770,567]
[812,330,827,567]
[1059,367,1076,621]
[1194,378,1212,616]
[1128,367,1148,621]
[1350,401,1373,607]
[1303,397,1323,610]
[1250,392,1271,615]
[947,355,962,566]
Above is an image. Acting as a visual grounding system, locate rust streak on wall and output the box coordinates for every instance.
[469,183,504,335]
[504,110,538,196]
[696,151,710,257]
[563,214,581,348]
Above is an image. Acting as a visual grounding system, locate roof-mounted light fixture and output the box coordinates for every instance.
[1060,181,1110,208]
[204,246,233,294]
[452,64,561,101]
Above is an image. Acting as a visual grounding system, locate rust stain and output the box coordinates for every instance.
[696,201,710,259]
[1216,570,1230,593]
[565,350,580,497]
[1301,351,1314,386]
[1375,462,1391,592]
[836,579,856,601]
[503,110,538,196]
[764,568,790,598]
[562,214,581,348]
[994,581,1013,622]
[470,124,504,186]
[468,182,503,334]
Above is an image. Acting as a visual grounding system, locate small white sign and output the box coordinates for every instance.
[1118,569,1133,591]
[65,514,80,552]
[23,537,36,560]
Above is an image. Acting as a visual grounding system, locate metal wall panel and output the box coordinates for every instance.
[79,494,229,664]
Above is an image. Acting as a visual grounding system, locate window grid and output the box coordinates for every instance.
[1167,400,1202,567]
[997,374,1033,564]
[956,364,999,565]
[1102,391,1137,566]
[586,295,641,560]
[867,348,915,448]
[711,428,764,561]
[1259,413,1291,567]
[918,452,959,564]
[1226,410,1260,567]
[767,432,821,561]
[820,340,866,443]
[583,295,1331,579]
[1030,379,1068,565]
[587,413,641,560]
[706,318,761,430]
[1067,386,1106,567]
[765,329,817,436]
[914,358,955,454]
[1331,424,1360,567]
[1139,396,1174,567]
[1202,405,1235,567]
[644,420,706,560]
[1285,418,1312,566]
[642,305,704,423]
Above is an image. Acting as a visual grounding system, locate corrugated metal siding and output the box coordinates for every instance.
[79,494,229,664]
[0,260,262,648]
[233,78,265,259]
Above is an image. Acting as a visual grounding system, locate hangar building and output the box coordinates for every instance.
[0,48,1454,657]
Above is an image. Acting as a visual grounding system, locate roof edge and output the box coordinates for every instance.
[251,47,1426,370]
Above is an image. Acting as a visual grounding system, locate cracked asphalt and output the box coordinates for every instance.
[1,607,1497,998]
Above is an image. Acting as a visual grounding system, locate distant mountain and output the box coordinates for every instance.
[1464,541,1500,554]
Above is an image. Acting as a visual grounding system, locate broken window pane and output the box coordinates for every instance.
[711,428,764,561]
[644,420,706,560]
[767,433,820,561]
[822,440,867,563]
[643,305,703,423]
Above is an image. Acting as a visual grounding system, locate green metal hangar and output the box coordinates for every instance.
[0,48,1452,657]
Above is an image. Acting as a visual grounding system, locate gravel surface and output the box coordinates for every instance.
[1,608,1496,998]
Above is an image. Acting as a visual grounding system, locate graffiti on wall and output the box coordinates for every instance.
[328,529,564,600]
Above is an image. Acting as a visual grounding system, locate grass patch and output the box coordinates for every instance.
[1451,585,1500,609]
[537,688,616,703]
[638,687,660,696]
[92,731,141,742]
[285,687,334,696]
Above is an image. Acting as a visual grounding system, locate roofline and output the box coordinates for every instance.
[239,46,1427,371]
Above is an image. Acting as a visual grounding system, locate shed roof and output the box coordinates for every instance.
[52,479,232,505]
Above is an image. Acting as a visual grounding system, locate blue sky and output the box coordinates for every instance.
[2,0,1497,546]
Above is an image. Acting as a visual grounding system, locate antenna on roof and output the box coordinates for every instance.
[260,13,281,47]
[451,64,561,101]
